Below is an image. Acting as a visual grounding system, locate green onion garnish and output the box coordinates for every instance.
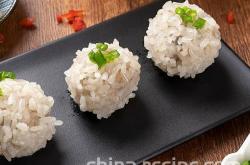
[175,6,206,29]
[94,50,107,68]
[241,161,250,165]
[181,15,193,24]
[103,50,120,63]
[0,71,16,81]
[182,6,191,13]
[88,50,96,63]
[88,43,120,69]
[0,71,16,96]
[193,17,206,29]
[175,7,184,15]
[0,88,3,96]
[96,43,108,51]
[187,9,197,20]
[88,50,106,68]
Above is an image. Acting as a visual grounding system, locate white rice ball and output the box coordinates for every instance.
[144,1,221,78]
[0,79,62,161]
[65,39,141,119]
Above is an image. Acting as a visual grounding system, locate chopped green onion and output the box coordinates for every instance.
[181,15,193,23]
[88,50,106,68]
[103,50,120,63]
[175,6,206,29]
[0,88,3,96]
[193,17,206,29]
[187,9,197,21]
[182,6,191,13]
[241,161,250,165]
[96,43,108,51]
[109,50,120,58]
[175,7,184,15]
[88,43,120,69]
[94,51,107,68]
[0,71,16,81]
[88,50,96,63]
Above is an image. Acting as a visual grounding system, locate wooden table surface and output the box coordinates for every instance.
[0,0,250,164]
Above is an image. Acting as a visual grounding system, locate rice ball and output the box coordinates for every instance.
[144,1,221,78]
[0,79,62,161]
[65,39,141,119]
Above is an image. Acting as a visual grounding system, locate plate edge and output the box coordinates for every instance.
[135,105,250,164]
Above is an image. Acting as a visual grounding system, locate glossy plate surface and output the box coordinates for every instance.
[0,0,250,164]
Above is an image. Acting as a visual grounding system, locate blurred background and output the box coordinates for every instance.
[0,0,249,63]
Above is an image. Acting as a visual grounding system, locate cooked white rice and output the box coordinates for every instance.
[0,79,62,161]
[65,39,141,119]
[144,1,221,78]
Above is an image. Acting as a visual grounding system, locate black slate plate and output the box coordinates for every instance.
[1,0,250,164]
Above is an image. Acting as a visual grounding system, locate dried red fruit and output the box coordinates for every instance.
[0,33,5,44]
[19,17,36,29]
[61,10,84,23]
[56,15,63,24]
[57,9,86,32]
[227,10,234,24]
[71,16,86,32]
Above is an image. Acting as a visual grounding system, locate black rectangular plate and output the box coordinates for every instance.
[1,0,250,164]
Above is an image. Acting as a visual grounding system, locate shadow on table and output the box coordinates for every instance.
[70,95,153,142]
